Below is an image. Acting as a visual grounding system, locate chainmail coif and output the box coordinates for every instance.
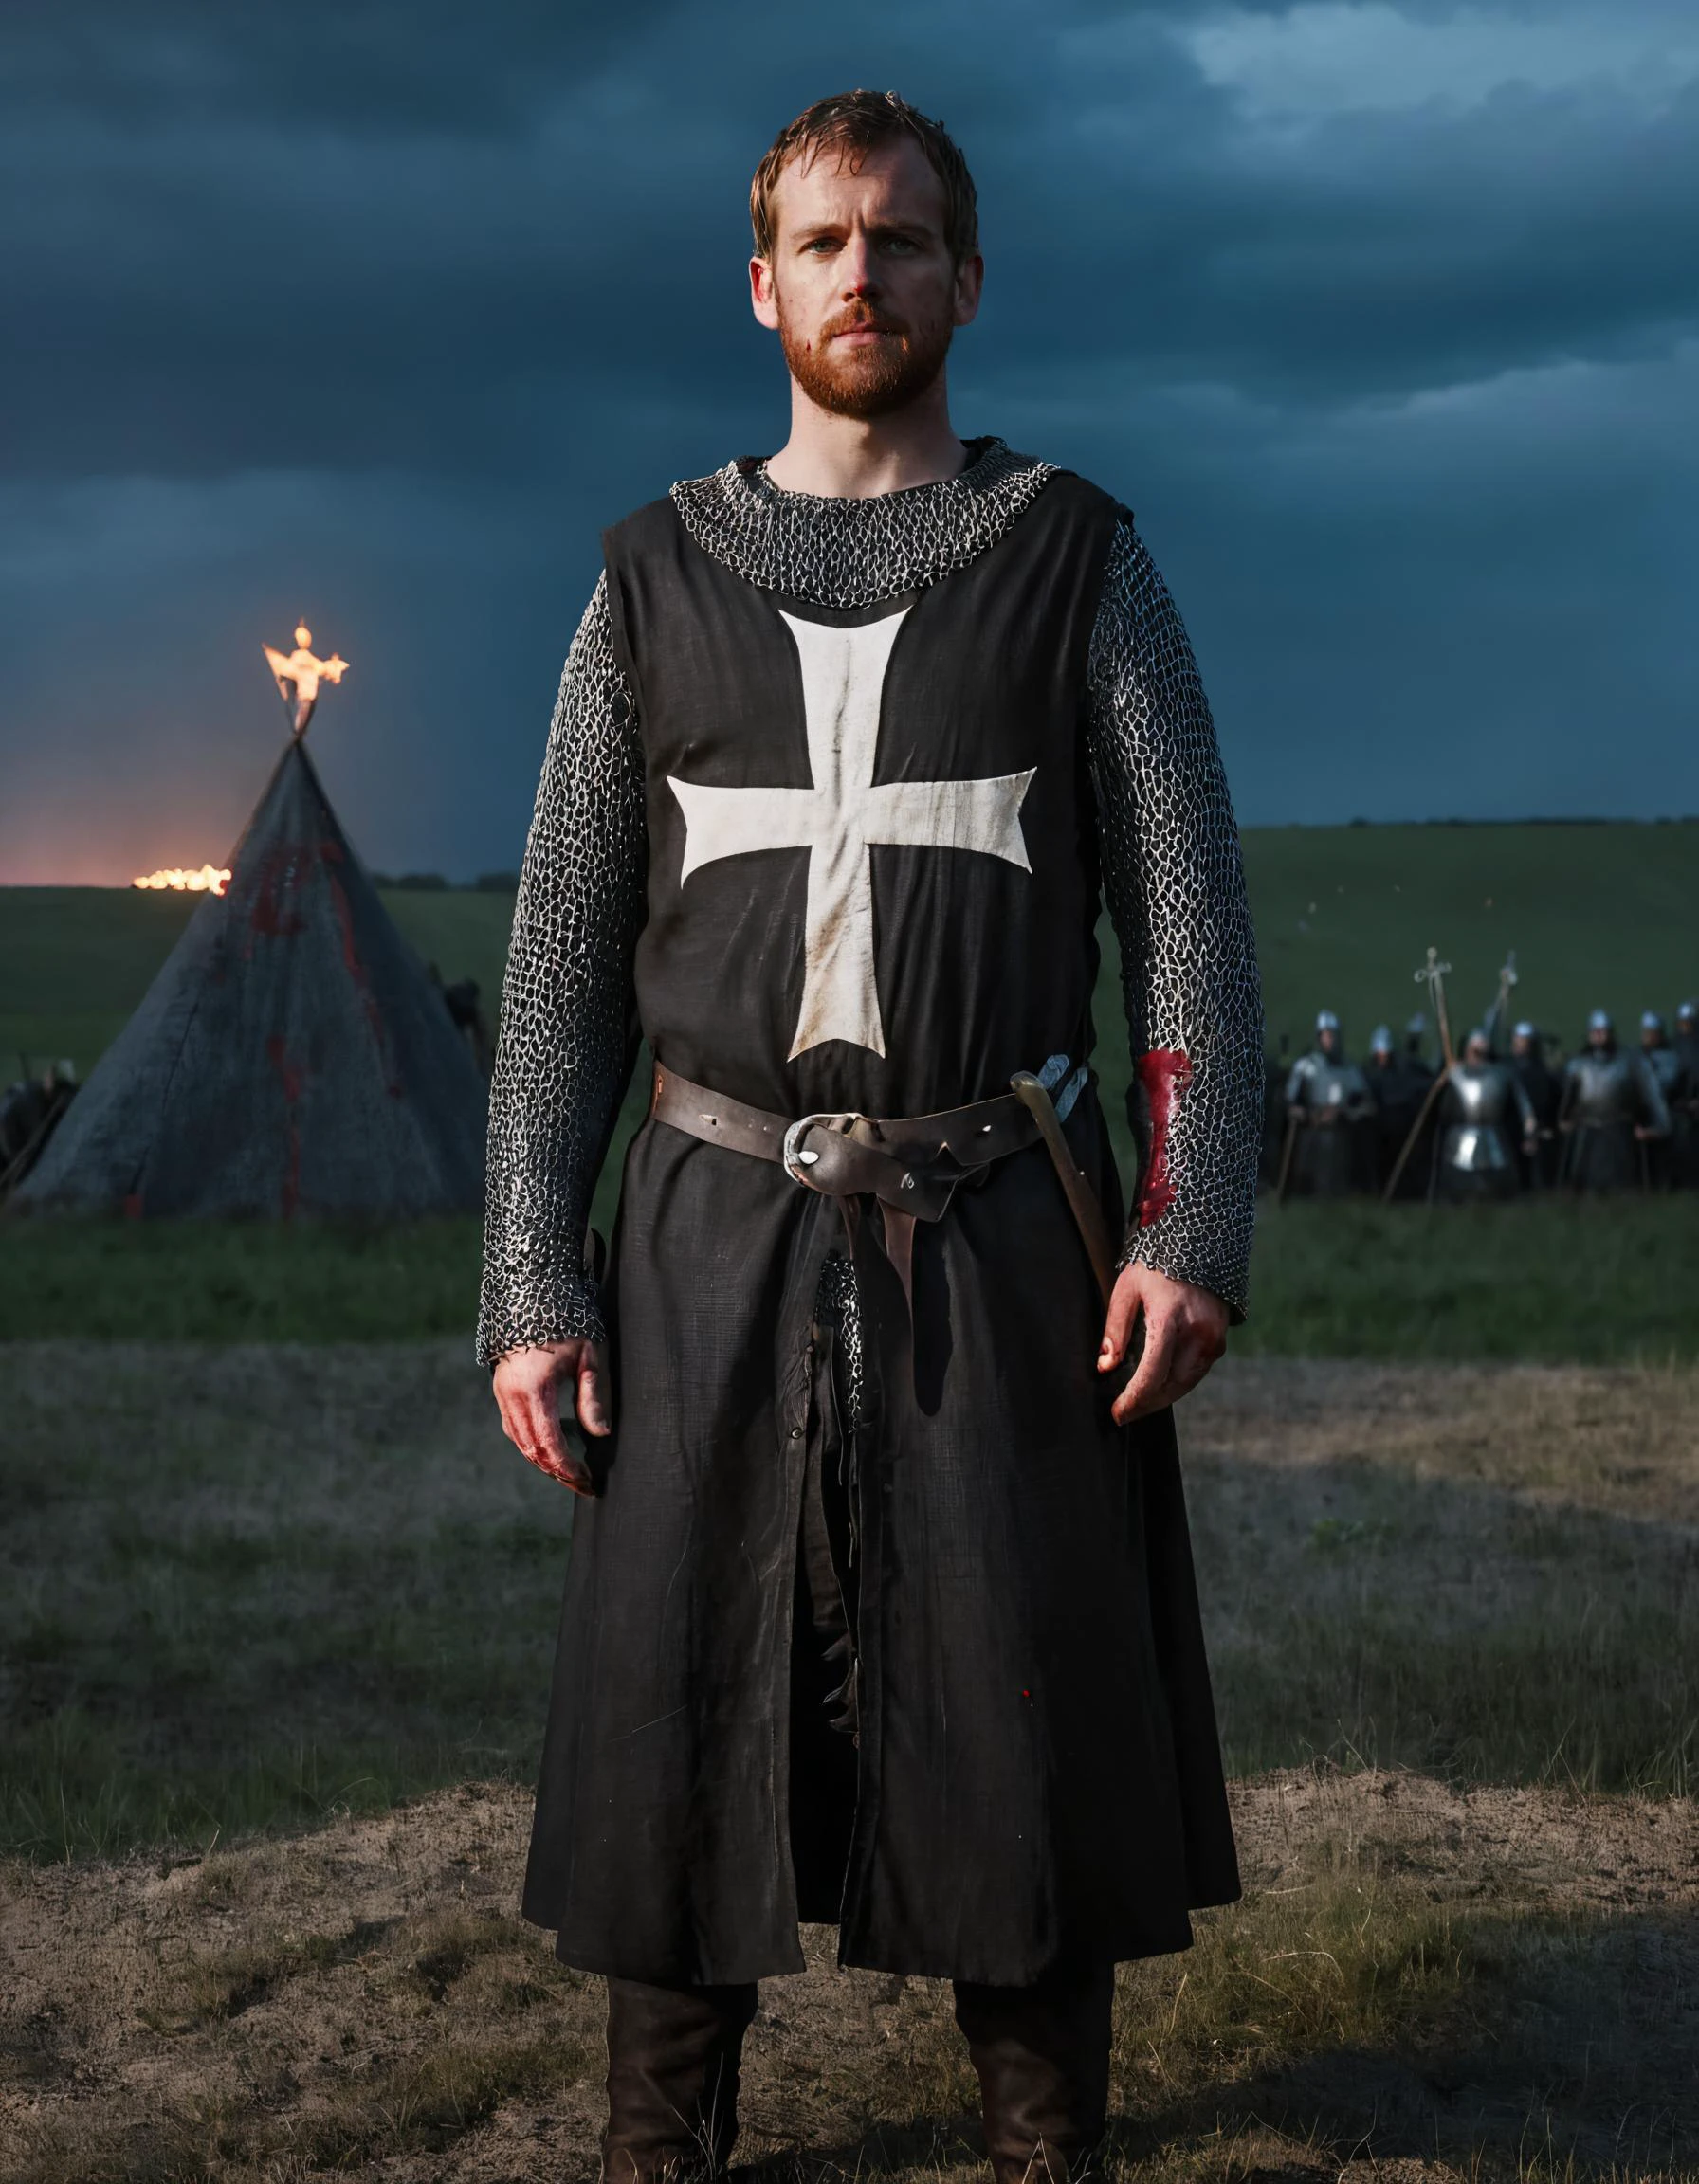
[477,445,1262,1367]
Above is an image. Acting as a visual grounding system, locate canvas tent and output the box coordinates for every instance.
[17,737,487,1217]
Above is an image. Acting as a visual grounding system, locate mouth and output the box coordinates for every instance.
[830,320,902,344]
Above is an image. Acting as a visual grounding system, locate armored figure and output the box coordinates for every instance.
[1365,1022,1430,1196]
[1509,1020,1562,1189]
[1639,1012,1686,1189]
[1284,1010,1375,1196]
[1433,1028,1536,1201]
[1560,1010,1670,1192]
[1673,1002,1699,1189]
[0,1060,79,1194]
[1640,1011,1683,1097]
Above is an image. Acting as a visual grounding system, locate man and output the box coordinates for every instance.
[1673,1001,1699,1189]
[1431,1028,1536,1202]
[1509,1020,1561,1190]
[1559,1009,1670,1192]
[0,1058,78,1193]
[480,93,1262,2182]
[1364,1022,1428,1197]
[1638,1011,1684,1190]
[1283,1010,1374,1197]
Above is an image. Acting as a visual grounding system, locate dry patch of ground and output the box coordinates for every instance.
[3,1769,1694,2183]
[1185,1359,1699,1525]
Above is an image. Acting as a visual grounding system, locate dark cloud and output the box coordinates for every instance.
[2,0,1694,878]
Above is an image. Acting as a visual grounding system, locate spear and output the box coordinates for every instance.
[1382,947,1454,1203]
[1416,946,1455,1070]
[1484,949,1518,1052]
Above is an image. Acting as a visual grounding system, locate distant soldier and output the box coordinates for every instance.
[1402,1012,1436,1083]
[1639,1011,1684,1189]
[1559,1010,1670,1192]
[1433,1028,1537,1202]
[443,977,494,1077]
[1365,1022,1429,1196]
[1284,1010,1375,1196]
[1639,1011,1682,1098]
[1675,1000,1699,1079]
[1509,1021,1562,1188]
[0,1059,78,1192]
[1673,1002,1699,1189]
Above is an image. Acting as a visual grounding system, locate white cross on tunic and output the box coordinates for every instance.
[667,606,1035,1059]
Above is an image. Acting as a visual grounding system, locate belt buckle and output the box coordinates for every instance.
[783,1111,860,1189]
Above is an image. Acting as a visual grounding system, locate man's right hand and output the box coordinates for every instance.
[492,1339,612,1497]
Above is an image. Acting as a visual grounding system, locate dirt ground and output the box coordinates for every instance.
[4,1766,1694,2183]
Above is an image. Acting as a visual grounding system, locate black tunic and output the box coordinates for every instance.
[487,447,1263,1990]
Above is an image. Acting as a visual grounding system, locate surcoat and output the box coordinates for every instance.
[479,442,1264,1987]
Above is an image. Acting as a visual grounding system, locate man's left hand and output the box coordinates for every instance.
[1097,1263,1228,1425]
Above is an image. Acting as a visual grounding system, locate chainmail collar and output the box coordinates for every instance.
[669,435,1057,610]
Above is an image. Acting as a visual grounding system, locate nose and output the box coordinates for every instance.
[839,229,881,297]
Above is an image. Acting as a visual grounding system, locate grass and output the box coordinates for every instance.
[0,1344,573,1859]
[5,1194,1698,1361]
[6,817,1697,1083]
[1,1343,1692,1864]
[1239,1196,1699,1363]
[1239,816,1699,1054]
[0,883,516,1082]
[0,1213,486,1340]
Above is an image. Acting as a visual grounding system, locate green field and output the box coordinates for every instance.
[0,883,519,1083]
[1246,817,1698,1054]
[3,1198,1697,1364]
[3,820,1696,1085]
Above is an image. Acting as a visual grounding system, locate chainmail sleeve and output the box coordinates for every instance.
[476,575,647,1364]
[1086,514,1263,1317]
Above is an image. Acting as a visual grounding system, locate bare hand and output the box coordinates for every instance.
[492,1338,611,1496]
[1097,1264,1228,1426]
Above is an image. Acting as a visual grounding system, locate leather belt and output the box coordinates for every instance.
[650,1061,1038,1225]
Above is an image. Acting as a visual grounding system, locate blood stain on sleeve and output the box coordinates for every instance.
[1135,1048,1193,1227]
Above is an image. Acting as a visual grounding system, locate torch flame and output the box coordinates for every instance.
[133,864,231,895]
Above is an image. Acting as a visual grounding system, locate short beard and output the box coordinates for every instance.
[777,294,955,421]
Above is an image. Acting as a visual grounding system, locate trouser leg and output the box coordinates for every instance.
[953,1960,1115,2183]
[602,1976,758,2182]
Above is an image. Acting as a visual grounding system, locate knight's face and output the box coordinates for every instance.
[1466,1037,1489,1065]
[1512,1033,1532,1058]
[1588,1024,1611,1050]
[751,139,981,422]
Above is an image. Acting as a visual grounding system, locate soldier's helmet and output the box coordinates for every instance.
[1587,1009,1614,1046]
[1370,1025,1393,1059]
[1680,1001,1698,1032]
[1641,1010,1667,1044]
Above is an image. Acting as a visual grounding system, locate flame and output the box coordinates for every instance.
[133,864,231,895]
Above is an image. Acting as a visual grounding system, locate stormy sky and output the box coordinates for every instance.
[3,0,1694,883]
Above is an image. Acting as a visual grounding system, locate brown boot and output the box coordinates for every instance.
[953,1961,1114,2182]
[602,1976,758,2182]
